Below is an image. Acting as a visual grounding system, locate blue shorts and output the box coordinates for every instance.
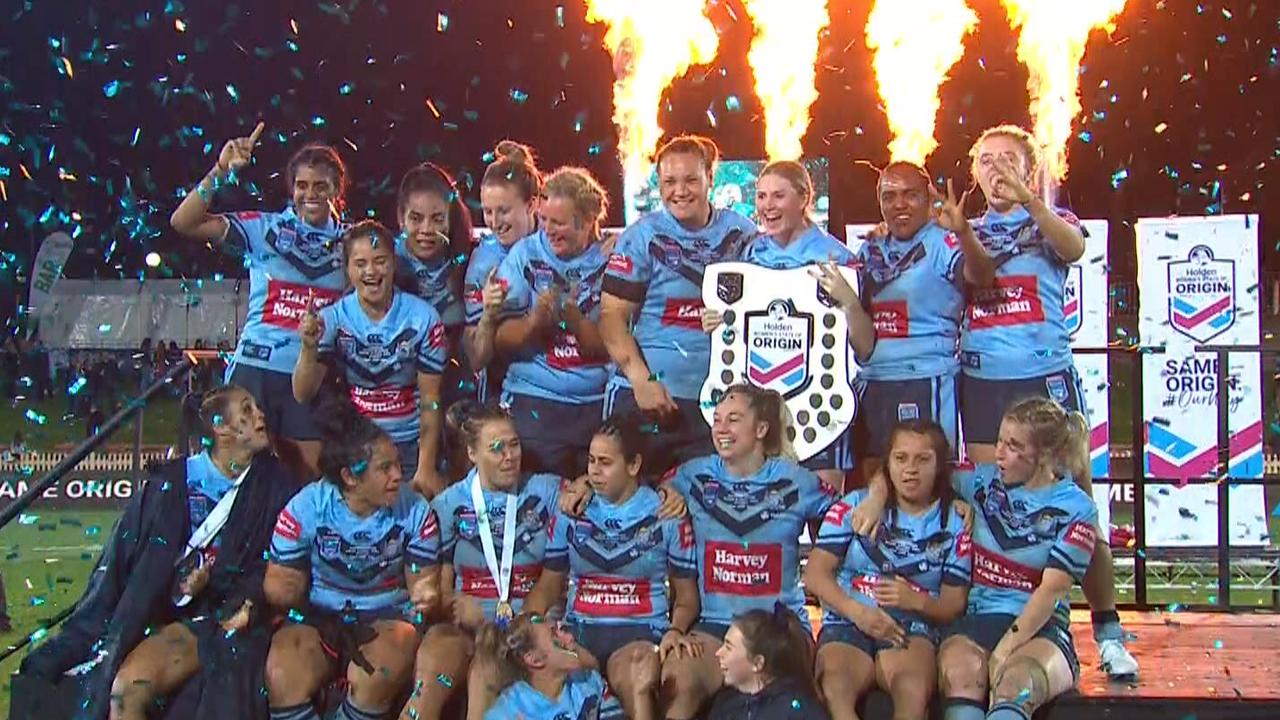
[226,364,322,441]
[396,440,419,479]
[942,612,1079,681]
[855,372,960,457]
[818,618,937,659]
[504,392,603,478]
[603,382,712,481]
[960,367,1086,445]
[802,427,856,472]
[692,621,733,641]
[566,619,662,668]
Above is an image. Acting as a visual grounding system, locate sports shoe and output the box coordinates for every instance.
[1098,637,1139,680]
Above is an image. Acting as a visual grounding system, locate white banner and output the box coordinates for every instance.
[1073,351,1113,529]
[1137,215,1260,348]
[1071,220,1110,349]
[27,231,75,337]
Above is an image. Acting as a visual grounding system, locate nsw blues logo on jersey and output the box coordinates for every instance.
[647,229,748,286]
[975,480,1072,550]
[315,525,407,585]
[1167,245,1235,343]
[744,300,812,398]
[859,525,957,577]
[254,213,344,281]
[336,328,420,382]
[691,474,801,537]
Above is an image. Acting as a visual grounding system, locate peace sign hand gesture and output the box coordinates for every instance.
[808,261,859,309]
[217,121,265,175]
[929,179,972,234]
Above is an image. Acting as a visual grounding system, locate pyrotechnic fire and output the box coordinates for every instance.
[866,0,977,165]
[743,0,830,161]
[584,0,720,188]
[999,0,1129,183]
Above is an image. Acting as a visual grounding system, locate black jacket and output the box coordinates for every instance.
[707,677,832,720]
[21,452,298,720]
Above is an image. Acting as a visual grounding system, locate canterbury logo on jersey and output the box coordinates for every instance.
[871,300,910,338]
[972,545,1042,592]
[661,298,704,330]
[968,275,1045,329]
[704,541,782,596]
[573,575,653,616]
[349,385,416,417]
[263,281,340,329]
[458,563,541,598]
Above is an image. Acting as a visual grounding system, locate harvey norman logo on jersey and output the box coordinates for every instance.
[1167,245,1236,344]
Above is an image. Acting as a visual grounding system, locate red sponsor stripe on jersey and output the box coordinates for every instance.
[943,232,960,248]
[349,385,416,418]
[703,541,782,596]
[972,545,1043,593]
[458,564,542,599]
[235,211,263,220]
[465,287,484,305]
[851,574,879,598]
[262,281,341,330]
[428,323,446,349]
[967,275,1045,330]
[823,500,852,527]
[955,531,972,558]
[678,517,695,550]
[607,253,634,275]
[572,575,653,617]
[274,509,301,541]
[871,300,910,338]
[419,511,439,540]
[546,331,605,370]
[1063,521,1097,553]
[661,298,704,330]
[546,513,558,541]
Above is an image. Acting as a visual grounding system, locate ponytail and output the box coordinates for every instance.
[731,603,818,699]
[1002,397,1091,486]
[1061,410,1092,489]
[474,615,538,694]
[719,384,793,459]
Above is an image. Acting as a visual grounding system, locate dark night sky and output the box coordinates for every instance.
[0,0,1276,300]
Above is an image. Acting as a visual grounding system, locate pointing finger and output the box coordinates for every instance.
[248,121,266,146]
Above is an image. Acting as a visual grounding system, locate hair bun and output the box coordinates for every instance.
[494,140,531,166]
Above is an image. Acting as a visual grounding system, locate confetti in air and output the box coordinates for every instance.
[742,0,830,160]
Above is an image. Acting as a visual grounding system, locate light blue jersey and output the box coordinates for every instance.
[857,222,965,380]
[544,486,697,627]
[485,670,606,720]
[668,455,835,627]
[270,481,439,612]
[395,236,464,329]
[742,225,856,268]
[495,230,611,403]
[954,464,1097,621]
[221,208,346,375]
[814,489,970,629]
[960,206,1081,380]
[317,291,447,444]
[602,208,755,399]
[184,452,235,555]
[463,233,517,326]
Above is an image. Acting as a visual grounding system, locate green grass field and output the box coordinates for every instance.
[1,395,184,452]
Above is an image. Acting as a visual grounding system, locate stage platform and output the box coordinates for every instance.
[858,610,1280,719]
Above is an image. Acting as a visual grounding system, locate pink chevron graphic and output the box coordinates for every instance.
[748,353,805,385]
[1146,423,1263,480]
[1089,422,1109,453]
[1172,295,1232,329]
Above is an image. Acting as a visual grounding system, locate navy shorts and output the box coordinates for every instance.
[566,620,662,668]
[692,621,733,642]
[226,364,322,441]
[505,392,603,479]
[395,440,419,479]
[960,367,1086,445]
[802,428,856,472]
[817,618,938,659]
[603,383,712,481]
[855,372,960,458]
[942,612,1079,681]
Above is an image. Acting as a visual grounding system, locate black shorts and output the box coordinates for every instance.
[308,606,422,675]
[505,392,603,479]
[941,612,1079,681]
[960,367,1086,445]
[817,618,938,660]
[603,383,712,481]
[855,373,960,458]
[227,364,324,441]
[565,619,663,668]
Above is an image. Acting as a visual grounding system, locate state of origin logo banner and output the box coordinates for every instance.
[1137,215,1268,547]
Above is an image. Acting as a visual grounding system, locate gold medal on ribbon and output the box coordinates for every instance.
[496,601,514,620]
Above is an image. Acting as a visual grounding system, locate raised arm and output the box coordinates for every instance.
[170,122,264,240]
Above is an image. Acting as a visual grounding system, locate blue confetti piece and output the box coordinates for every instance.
[102,80,120,98]
[24,409,47,425]
[509,89,529,104]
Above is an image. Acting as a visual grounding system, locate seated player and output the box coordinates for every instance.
[707,605,830,720]
[565,384,835,719]
[293,220,447,496]
[491,167,612,478]
[477,614,606,720]
[263,400,441,720]
[524,417,702,720]
[400,405,563,720]
[856,398,1099,720]
[170,123,347,480]
[804,419,970,720]
[21,385,296,719]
